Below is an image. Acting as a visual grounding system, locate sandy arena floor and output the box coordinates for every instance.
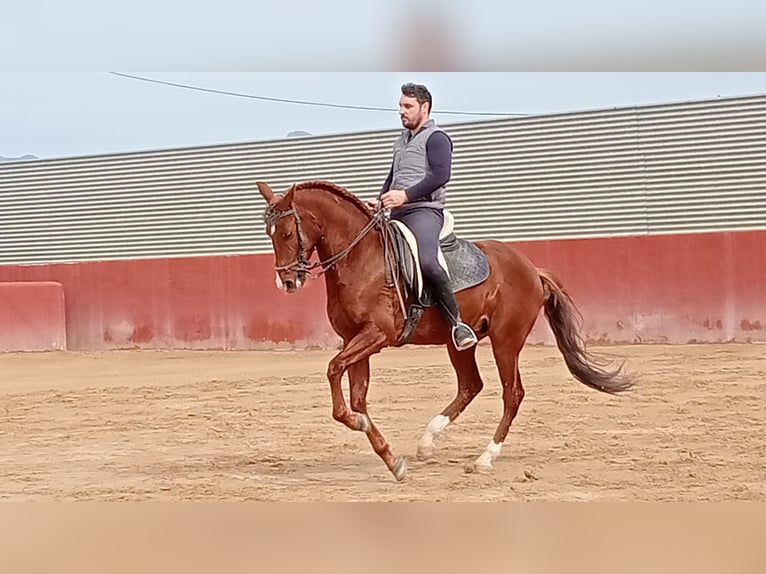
[1,343,764,501]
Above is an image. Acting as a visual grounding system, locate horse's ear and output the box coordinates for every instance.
[276,184,296,210]
[256,181,275,203]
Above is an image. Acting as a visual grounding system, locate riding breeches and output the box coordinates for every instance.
[391,206,448,284]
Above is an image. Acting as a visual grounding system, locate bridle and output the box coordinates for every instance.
[264,202,409,321]
[264,203,386,279]
[264,206,313,277]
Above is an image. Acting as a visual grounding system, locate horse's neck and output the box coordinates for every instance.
[302,193,381,277]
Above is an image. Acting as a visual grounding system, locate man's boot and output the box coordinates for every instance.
[429,273,478,351]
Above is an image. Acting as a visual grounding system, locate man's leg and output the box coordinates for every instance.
[422,263,478,351]
[395,208,477,351]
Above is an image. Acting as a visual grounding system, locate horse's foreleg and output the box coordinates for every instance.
[348,359,406,481]
[417,344,484,460]
[327,326,405,481]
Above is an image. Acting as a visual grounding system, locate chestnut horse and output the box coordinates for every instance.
[256,180,633,482]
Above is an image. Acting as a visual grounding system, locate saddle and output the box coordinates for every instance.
[381,210,490,345]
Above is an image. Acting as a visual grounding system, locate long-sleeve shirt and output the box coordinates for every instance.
[380,130,452,202]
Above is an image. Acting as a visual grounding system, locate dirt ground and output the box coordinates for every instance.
[1,343,764,501]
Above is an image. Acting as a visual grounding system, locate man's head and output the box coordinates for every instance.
[399,83,432,131]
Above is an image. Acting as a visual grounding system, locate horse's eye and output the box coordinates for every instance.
[282,229,294,239]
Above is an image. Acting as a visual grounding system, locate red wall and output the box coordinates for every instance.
[0,257,333,351]
[1,230,764,350]
[0,282,67,352]
[518,231,766,345]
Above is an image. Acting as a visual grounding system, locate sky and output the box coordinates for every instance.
[1,73,765,160]
[3,1,766,71]
[3,1,765,159]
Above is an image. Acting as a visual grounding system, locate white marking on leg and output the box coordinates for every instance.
[275,274,284,290]
[418,414,450,453]
[474,441,502,469]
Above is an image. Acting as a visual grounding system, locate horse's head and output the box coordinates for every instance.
[256,181,322,293]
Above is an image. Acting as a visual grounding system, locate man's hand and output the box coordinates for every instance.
[366,199,380,212]
[380,189,408,209]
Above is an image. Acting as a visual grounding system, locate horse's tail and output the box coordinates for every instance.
[539,269,635,394]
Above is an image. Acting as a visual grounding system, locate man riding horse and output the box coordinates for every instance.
[377,83,479,352]
[255,83,633,482]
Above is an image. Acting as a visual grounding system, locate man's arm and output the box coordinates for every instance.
[378,164,394,198]
[404,131,452,202]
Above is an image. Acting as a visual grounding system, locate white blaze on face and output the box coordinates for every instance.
[275,273,284,290]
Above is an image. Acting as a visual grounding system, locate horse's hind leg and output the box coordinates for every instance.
[417,344,484,461]
[348,358,406,481]
[468,344,524,474]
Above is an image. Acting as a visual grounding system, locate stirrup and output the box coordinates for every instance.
[451,322,478,351]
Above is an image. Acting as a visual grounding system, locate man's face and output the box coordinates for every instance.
[399,94,428,130]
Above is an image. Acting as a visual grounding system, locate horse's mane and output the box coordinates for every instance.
[295,181,372,220]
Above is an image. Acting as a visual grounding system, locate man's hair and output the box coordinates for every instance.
[401,83,432,112]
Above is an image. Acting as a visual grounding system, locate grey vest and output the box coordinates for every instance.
[390,119,449,211]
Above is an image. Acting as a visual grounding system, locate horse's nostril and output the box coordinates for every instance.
[284,279,295,290]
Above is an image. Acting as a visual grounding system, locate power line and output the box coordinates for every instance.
[107,72,527,117]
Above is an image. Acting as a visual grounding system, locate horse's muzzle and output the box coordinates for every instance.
[276,271,304,293]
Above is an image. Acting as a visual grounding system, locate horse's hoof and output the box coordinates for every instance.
[356,413,370,433]
[392,457,408,482]
[416,446,435,461]
[464,461,493,475]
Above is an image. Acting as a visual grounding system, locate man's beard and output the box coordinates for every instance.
[401,115,420,130]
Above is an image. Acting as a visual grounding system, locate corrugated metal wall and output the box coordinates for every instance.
[2,94,765,265]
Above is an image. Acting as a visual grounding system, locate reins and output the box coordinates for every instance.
[264,204,387,279]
